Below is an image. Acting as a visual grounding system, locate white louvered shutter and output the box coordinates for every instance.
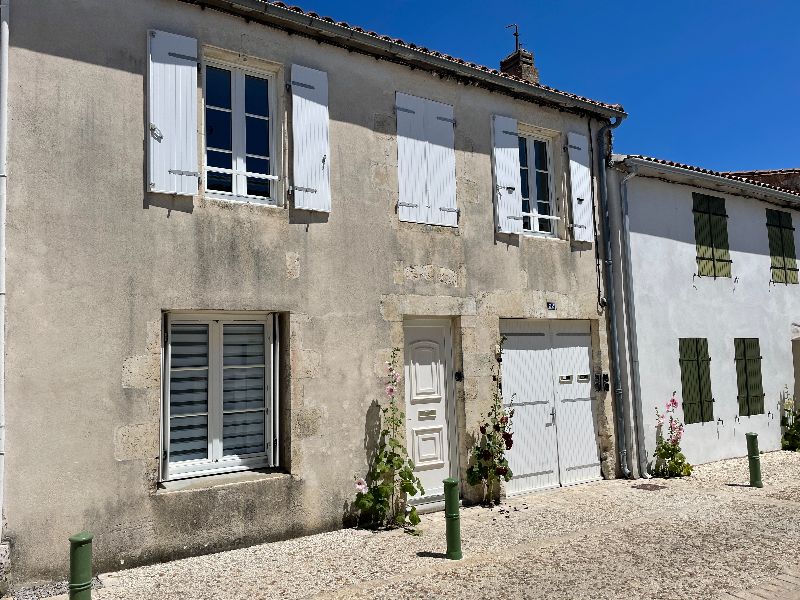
[567,132,594,242]
[291,65,331,212]
[396,92,427,224]
[425,99,457,227]
[491,115,523,234]
[147,30,199,196]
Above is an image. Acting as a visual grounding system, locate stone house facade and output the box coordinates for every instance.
[0,0,627,586]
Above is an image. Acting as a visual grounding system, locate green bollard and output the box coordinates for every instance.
[68,531,93,600]
[745,432,763,489]
[443,477,462,560]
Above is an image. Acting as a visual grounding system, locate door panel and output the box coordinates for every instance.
[404,321,453,503]
[501,325,560,494]
[552,321,601,486]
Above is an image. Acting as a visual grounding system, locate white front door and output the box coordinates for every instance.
[404,319,454,504]
[501,320,600,495]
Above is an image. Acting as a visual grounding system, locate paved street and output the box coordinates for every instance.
[18,451,800,600]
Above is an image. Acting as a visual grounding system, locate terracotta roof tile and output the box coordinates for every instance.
[259,0,624,114]
[622,155,800,198]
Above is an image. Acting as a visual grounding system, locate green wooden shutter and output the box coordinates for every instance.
[767,209,798,284]
[708,197,731,278]
[679,338,702,425]
[781,211,798,284]
[734,338,749,416]
[693,195,715,277]
[744,338,764,415]
[696,338,714,422]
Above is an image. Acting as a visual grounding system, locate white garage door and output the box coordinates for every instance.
[501,320,601,495]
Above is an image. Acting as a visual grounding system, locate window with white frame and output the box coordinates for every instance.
[204,62,277,203]
[517,135,556,235]
[162,313,279,480]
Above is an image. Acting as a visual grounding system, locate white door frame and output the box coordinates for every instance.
[403,317,459,506]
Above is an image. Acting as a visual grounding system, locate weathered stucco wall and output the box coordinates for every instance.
[4,0,615,586]
[618,174,798,467]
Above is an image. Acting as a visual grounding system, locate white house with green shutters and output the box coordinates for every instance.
[607,155,800,473]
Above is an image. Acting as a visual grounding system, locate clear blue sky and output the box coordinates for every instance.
[294,1,799,171]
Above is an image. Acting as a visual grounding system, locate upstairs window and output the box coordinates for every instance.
[204,63,277,204]
[678,338,713,424]
[692,193,731,278]
[517,135,557,235]
[734,338,765,417]
[163,313,279,480]
[766,208,798,284]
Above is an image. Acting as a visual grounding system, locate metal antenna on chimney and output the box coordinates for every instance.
[506,23,520,51]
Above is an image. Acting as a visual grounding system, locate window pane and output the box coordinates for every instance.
[170,369,208,415]
[521,199,531,214]
[538,218,552,234]
[170,324,208,368]
[246,177,271,198]
[246,116,269,157]
[518,136,528,168]
[522,216,531,231]
[223,410,266,456]
[245,75,269,117]
[534,140,548,171]
[537,200,552,217]
[169,415,208,462]
[207,150,232,170]
[205,66,232,109]
[223,367,266,412]
[224,324,265,365]
[536,171,550,202]
[519,169,530,200]
[207,171,232,193]
[246,156,270,175]
[206,108,232,151]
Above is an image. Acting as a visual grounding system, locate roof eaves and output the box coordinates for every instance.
[177,0,626,119]
[613,154,800,205]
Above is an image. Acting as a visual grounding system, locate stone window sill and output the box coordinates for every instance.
[156,469,293,494]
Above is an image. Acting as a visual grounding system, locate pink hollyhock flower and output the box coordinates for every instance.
[355,478,368,494]
[386,385,395,396]
[667,396,678,411]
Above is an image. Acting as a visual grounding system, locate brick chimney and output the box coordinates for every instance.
[500,48,539,84]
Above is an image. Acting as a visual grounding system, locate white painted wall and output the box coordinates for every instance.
[624,175,799,466]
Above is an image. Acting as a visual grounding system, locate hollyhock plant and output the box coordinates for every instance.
[354,348,424,530]
[467,336,515,505]
[652,392,692,478]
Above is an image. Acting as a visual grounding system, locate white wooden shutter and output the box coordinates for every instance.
[396,92,427,224]
[491,115,523,234]
[291,65,331,212]
[425,99,457,227]
[147,30,199,196]
[567,131,594,242]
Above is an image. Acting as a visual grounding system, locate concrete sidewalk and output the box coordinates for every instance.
[14,451,800,600]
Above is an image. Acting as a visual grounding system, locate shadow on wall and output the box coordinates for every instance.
[342,398,382,527]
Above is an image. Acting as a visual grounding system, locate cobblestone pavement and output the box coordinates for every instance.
[15,451,800,600]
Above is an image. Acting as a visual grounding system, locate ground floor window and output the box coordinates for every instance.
[162,312,278,480]
[734,338,765,417]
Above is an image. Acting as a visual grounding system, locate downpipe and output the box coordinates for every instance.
[596,116,631,478]
[619,168,651,478]
[0,0,9,541]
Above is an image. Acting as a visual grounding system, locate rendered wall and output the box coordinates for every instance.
[621,175,798,467]
[4,0,616,586]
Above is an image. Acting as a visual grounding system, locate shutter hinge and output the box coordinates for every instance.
[439,207,459,214]
[568,224,587,230]
[398,202,419,208]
